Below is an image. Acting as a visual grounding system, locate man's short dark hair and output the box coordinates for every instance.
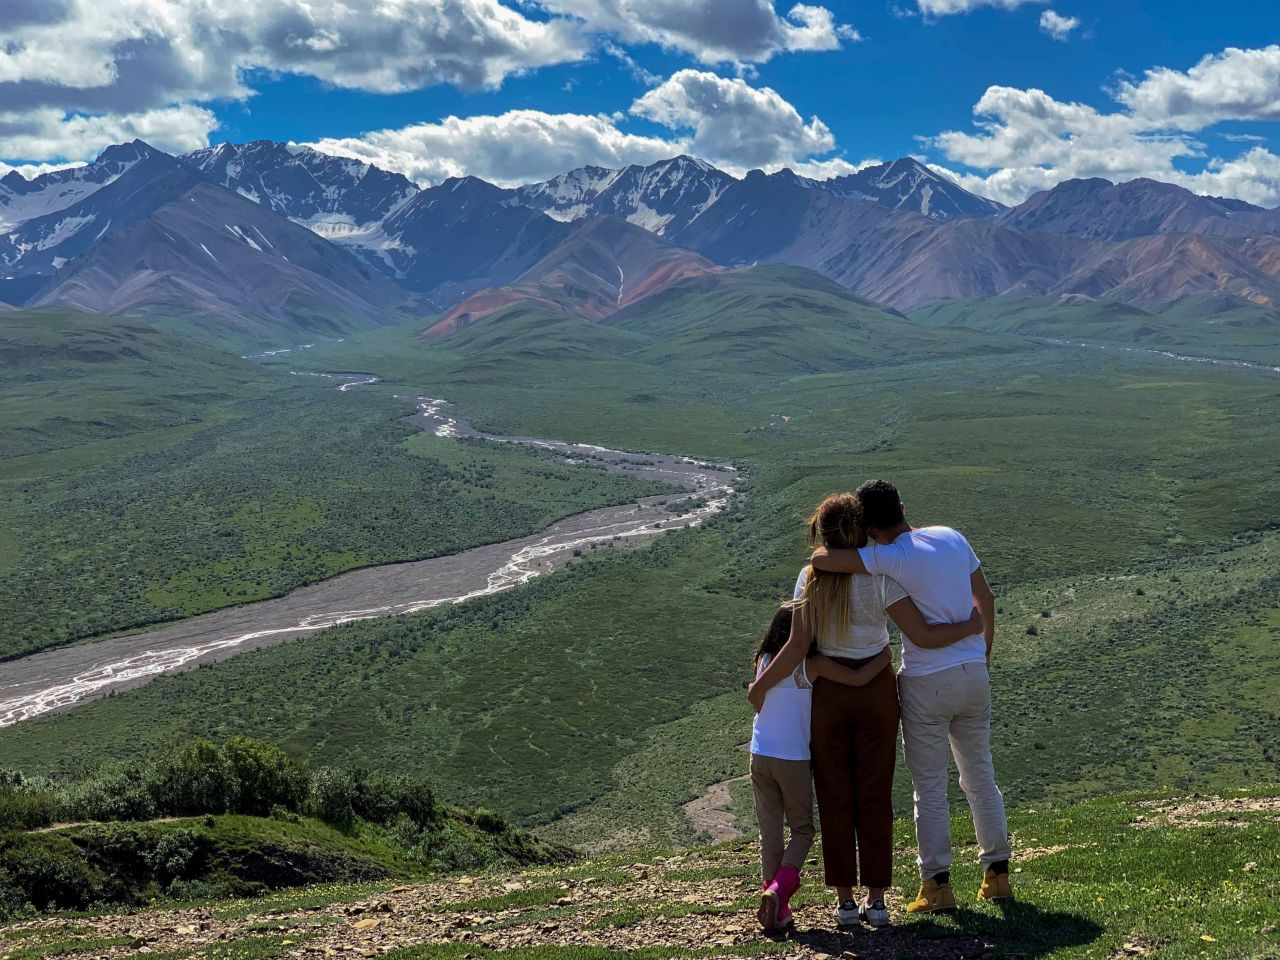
[856,479,905,531]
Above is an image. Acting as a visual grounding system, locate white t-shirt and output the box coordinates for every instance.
[792,568,907,660]
[750,654,812,762]
[857,525,985,677]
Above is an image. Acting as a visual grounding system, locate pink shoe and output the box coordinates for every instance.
[775,901,795,930]
[757,887,779,930]
[773,865,801,903]
[757,866,800,931]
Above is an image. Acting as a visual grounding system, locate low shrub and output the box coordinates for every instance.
[308,768,356,830]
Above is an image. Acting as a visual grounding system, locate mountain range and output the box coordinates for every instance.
[1,138,1277,346]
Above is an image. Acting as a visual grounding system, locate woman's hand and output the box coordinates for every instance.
[747,682,767,713]
[965,605,984,633]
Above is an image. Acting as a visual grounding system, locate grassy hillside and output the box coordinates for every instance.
[0,309,273,458]
[910,294,1280,365]
[2,787,1276,959]
[607,265,1023,376]
[0,315,667,659]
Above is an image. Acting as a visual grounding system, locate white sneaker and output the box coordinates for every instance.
[859,897,890,927]
[836,899,860,926]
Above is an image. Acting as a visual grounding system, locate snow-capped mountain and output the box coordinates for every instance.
[0,143,406,341]
[512,156,735,236]
[0,146,190,286]
[182,141,419,244]
[817,158,1005,221]
[34,177,406,336]
[4,137,1277,336]
[0,140,159,235]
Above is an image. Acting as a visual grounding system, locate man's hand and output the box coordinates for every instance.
[747,682,766,713]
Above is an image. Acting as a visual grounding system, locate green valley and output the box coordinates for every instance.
[3,265,1277,854]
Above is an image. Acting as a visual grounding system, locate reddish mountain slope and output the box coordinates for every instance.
[424,217,716,336]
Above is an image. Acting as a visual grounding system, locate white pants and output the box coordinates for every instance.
[899,661,1011,880]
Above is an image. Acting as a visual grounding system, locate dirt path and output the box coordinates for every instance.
[684,775,749,842]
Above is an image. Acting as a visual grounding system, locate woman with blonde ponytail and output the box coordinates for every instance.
[749,493,982,929]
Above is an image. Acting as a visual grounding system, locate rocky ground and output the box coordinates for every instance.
[3,793,1277,960]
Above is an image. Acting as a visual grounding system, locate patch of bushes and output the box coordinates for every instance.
[0,737,433,834]
[0,737,568,921]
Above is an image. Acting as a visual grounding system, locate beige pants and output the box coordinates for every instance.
[750,753,815,886]
[898,661,1011,880]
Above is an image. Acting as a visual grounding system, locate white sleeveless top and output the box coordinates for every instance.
[793,567,908,660]
[750,654,812,762]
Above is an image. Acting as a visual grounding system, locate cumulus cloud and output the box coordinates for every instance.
[538,1,856,64]
[308,69,850,185]
[0,105,218,162]
[0,1,589,109]
[1114,45,1280,129]
[0,160,85,181]
[0,0,856,164]
[632,70,836,170]
[929,45,1280,207]
[0,0,591,162]
[309,110,685,186]
[791,156,878,179]
[916,0,1044,16]
[1038,10,1079,41]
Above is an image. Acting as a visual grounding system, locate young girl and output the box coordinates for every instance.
[751,603,892,931]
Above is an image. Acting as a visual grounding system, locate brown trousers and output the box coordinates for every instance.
[810,658,900,888]
[749,753,816,886]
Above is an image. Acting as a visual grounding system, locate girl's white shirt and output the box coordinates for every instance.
[749,653,813,762]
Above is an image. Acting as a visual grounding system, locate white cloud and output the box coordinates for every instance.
[538,1,856,64]
[0,105,218,162]
[0,160,86,181]
[1114,45,1280,129]
[929,45,1280,207]
[1038,10,1079,41]
[632,69,836,171]
[308,69,849,185]
[1178,146,1280,207]
[309,110,686,186]
[916,0,1044,16]
[0,1,590,106]
[790,156,878,180]
[0,0,591,162]
[0,0,856,165]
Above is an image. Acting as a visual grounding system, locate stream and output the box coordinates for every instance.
[0,386,738,727]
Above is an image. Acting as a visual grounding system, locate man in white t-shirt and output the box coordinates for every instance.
[810,479,1012,913]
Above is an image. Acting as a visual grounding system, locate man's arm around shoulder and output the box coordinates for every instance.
[811,545,872,574]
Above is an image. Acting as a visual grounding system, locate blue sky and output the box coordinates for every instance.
[220,1,1271,163]
[2,1,1278,205]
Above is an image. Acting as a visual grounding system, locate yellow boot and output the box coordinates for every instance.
[978,868,1014,901]
[906,877,957,913]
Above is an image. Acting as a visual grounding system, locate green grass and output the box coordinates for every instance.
[0,309,275,459]
[909,294,1280,366]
